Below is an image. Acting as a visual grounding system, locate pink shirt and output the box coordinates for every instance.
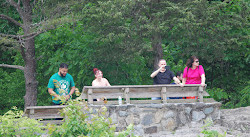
[183,65,205,84]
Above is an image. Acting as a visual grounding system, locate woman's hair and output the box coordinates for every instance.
[186,56,199,68]
[93,68,99,75]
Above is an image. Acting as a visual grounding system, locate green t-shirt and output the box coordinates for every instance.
[48,73,75,104]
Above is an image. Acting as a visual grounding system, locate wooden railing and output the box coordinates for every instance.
[24,84,215,124]
[80,84,214,105]
[24,105,65,125]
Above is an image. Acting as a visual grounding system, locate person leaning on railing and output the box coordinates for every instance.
[182,56,206,99]
[150,59,183,100]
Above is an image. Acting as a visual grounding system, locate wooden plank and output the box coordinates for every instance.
[39,120,63,125]
[204,98,217,103]
[89,92,124,99]
[26,105,66,109]
[88,89,93,104]
[83,84,207,89]
[79,85,210,104]
[198,86,204,102]
[124,88,130,104]
[203,91,210,96]
[167,99,197,103]
[30,109,34,115]
[130,100,162,104]
[161,87,167,103]
[93,100,122,105]
[29,114,63,119]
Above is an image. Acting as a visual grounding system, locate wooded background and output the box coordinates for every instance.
[0,0,249,114]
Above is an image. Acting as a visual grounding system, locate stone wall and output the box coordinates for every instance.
[87,102,221,136]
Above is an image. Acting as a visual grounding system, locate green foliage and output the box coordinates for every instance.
[200,118,227,137]
[0,68,25,115]
[48,99,135,137]
[0,0,249,112]
[206,88,229,102]
[0,106,45,137]
[163,43,185,73]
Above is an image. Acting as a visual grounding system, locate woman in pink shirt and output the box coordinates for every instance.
[182,56,206,99]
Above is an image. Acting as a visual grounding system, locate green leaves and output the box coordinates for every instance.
[0,107,45,137]
[49,100,135,137]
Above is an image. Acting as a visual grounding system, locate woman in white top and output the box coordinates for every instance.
[92,68,111,86]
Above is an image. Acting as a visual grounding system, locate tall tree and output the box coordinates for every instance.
[0,0,82,107]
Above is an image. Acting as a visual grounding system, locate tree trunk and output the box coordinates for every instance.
[152,32,163,69]
[23,38,38,107]
[22,0,38,107]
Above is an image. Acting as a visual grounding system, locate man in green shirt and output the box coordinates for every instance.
[48,63,75,105]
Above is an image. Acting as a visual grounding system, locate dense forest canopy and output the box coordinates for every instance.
[0,0,249,114]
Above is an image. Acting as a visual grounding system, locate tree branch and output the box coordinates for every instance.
[7,0,25,21]
[0,64,24,71]
[0,14,22,27]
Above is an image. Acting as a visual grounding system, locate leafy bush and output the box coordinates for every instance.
[200,118,227,137]
[48,99,135,137]
[0,106,45,137]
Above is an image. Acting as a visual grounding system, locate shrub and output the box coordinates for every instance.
[0,106,45,137]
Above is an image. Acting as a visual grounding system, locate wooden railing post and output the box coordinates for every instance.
[88,89,93,104]
[124,88,130,104]
[161,87,167,103]
[198,86,204,102]
[30,109,34,115]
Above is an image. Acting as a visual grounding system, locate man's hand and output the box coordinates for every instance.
[66,94,71,100]
[201,83,206,87]
[179,83,184,87]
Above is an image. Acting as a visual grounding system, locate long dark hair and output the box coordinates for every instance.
[186,56,198,68]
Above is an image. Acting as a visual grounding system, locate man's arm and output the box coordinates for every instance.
[48,88,59,98]
[66,86,75,100]
[182,78,186,85]
[69,86,75,96]
[173,77,181,84]
[150,66,163,78]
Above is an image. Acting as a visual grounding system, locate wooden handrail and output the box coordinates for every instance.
[80,84,209,105]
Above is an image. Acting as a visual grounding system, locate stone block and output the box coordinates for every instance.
[144,126,158,134]
[154,110,164,123]
[161,118,177,131]
[119,105,128,111]
[110,113,118,124]
[119,111,128,117]
[143,108,157,113]
[192,111,205,121]
[179,111,187,124]
[204,107,214,114]
[185,107,192,114]
[165,110,175,119]
[118,119,127,126]
[129,107,141,114]
[141,114,154,126]
[133,125,144,136]
[125,114,134,125]
[137,104,163,108]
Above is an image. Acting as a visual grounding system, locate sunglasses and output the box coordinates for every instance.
[195,61,199,63]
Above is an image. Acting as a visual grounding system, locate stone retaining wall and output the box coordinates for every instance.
[87,102,221,136]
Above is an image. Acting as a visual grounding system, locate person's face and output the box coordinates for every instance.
[95,70,103,78]
[59,68,68,77]
[192,58,199,67]
[158,60,166,68]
